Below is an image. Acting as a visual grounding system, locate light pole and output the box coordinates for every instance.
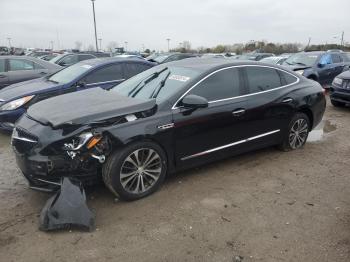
[50,41,54,50]
[124,41,128,52]
[91,0,99,52]
[7,37,11,48]
[166,38,171,52]
[98,38,102,51]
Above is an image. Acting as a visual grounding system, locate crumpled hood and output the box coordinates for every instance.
[27,88,156,128]
[0,78,61,102]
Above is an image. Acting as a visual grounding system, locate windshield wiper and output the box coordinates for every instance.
[46,79,59,84]
[294,62,307,66]
[149,71,171,99]
[129,67,168,97]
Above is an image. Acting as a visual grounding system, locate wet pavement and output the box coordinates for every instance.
[1,97,350,262]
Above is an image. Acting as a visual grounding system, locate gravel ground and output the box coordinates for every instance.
[0,96,349,262]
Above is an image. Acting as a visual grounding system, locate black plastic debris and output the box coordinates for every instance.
[39,177,95,232]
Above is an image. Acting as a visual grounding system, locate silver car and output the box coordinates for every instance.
[0,56,61,89]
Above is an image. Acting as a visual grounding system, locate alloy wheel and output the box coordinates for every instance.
[120,148,162,194]
[289,119,309,149]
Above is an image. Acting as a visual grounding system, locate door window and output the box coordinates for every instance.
[331,54,342,63]
[0,59,5,72]
[319,54,332,65]
[245,66,283,93]
[188,67,242,101]
[60,55,78,66]
[85,64,124,84]
[124,63,152,78]
[34,62,45,69]
[278,70,298,85]
[9,59,35,71]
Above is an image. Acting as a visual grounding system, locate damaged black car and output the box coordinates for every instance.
[12,58,326,200]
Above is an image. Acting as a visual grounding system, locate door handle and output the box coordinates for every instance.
[282,97,293,103]
[232,109,245,116]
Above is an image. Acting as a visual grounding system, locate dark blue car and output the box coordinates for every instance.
[0,58,154,131]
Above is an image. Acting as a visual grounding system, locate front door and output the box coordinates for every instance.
[173,67,251,168]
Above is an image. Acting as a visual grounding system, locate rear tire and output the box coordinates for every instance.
[330,99,345,107]
[279,113,310,151]
[102,141,167,201]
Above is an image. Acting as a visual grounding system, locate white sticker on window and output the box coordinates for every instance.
[82,65,92,69]
[169,75,190,82]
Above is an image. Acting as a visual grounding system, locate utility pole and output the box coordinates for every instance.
[306,37,311,49]
[91,0,99,52]
[50,41,54,50]
[98,38,102,51]
[124,41,128,52]
[166,38,171,52]
[341,31,344,46]
[7,37,11,48]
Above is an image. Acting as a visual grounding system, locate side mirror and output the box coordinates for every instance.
[76,80,86,88]
[317,63,325,68]
[182,94,208,109]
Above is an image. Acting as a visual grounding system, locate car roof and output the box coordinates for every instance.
[166,57,281,72]
[74,57,153,67]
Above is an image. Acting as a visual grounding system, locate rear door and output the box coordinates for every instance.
[82,64,125,90]
[241,65,298,144]
[7,58,44,85]
[173,67,250,168]
[0,58,9,89]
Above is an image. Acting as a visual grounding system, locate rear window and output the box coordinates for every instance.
[245,66,283,93]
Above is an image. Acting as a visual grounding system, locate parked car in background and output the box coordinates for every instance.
[114,54,145,60]
[146,53,197,64]
[201,53,232,58]
[49,53,97,67]
[260,56,288,65]
[28,51,51,58]
[238,53,275,61]
[283,51,350,87]
[0,46,10,55]
[12,58,326,198]
[39,53,59,61]
[83,51,111,58]
[329,70,350,107]
[0,58,154,131]
[0,56,61,90]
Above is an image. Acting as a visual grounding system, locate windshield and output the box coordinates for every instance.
[283,53,319,67]
[48,63,92,84]
[112,66,201,103]
[49,54,65,63]
[152,54,171,63]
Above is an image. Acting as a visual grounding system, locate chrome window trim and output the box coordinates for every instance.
[172,65,299,109]
[86,79,125,86]
[181,129,280,161]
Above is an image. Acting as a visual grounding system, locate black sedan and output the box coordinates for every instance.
[0,56,61,89]
[12,59,326,200]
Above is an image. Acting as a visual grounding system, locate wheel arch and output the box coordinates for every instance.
[297,107,314,130]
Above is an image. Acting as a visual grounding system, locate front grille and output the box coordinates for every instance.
[12,127,39,154]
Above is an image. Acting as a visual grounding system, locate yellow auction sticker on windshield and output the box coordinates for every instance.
[169,75,190,82]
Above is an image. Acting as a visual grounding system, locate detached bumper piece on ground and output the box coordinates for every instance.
[39,177,95,232]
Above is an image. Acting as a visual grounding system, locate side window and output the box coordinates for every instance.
[188,68,241,101]
[60,55,78,65]
[34,62,45,69]
[0,59,5,72]
[319,54,332,65]
[9,59,35,71]
[245,66,282,93]
[78,54,94,61]
[331,54,342,63]
[124,63,151,79]
[85,64,124,84]
[278,70,298,85]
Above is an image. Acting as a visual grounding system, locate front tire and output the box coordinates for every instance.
[279,113,310,151]
[102,141,167,201]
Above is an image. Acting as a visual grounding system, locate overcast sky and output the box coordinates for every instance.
[0,0,349,51]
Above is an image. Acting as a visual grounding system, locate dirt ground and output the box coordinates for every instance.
[0,96,349,262]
